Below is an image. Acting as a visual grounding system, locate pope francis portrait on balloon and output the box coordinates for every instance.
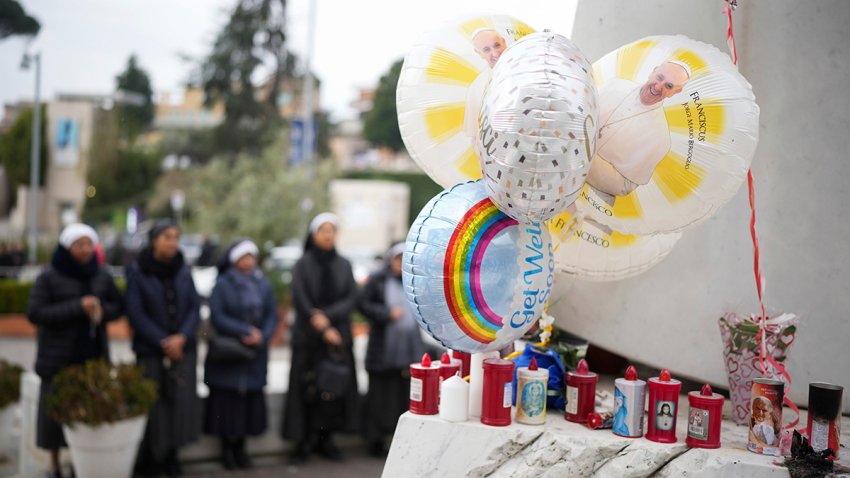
[586,60,691,204]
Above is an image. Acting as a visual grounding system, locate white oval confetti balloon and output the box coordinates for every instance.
[479,31,598,224]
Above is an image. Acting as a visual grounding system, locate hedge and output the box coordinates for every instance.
[0,280,33,315]
[0,278,127,315]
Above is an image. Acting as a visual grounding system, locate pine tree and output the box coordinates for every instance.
[200,0,291,154]
[363,59,404,152]
[115,54,154,138]
[0,0,40,40]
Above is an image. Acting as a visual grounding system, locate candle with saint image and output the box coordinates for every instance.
[686,384,724,449]
[516,357,549,425]
[646,369,682,443]
[747,378,784,456]
[613,365,646,438]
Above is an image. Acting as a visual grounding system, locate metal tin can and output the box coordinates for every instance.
[516,358,549,425]
[646,369,682,443]
[409,354,441,415]
[747,378,784,456]
[613,365,646,438]
[481,358,515,427]
[807,382,843,460]
[565,359,598,423]
[686,384,724,449]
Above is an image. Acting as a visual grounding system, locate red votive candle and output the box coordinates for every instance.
[452,350,471,378]
[481,358,514,426]
[409,354,440,415]
[646,369,682,443]
[439,352,461,381]
[565,359,598,423]
[686,384,724,449]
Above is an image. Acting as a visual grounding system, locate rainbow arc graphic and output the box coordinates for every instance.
[443,198,518,344]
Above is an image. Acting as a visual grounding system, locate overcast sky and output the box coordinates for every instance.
[0,0,577,121]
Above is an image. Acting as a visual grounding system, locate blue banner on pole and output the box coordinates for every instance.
[290,118,317,166]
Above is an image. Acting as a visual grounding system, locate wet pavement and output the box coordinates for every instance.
[181,447,385,477]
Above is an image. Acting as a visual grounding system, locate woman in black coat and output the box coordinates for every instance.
[27,224,123,478]
[125,221,201,477]
[358,242,424,456]
[204,239,279,470]
[282,213,359,465]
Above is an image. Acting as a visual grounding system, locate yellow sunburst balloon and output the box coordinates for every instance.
[546,210,681,282]
[576,35,759,234]
[397,14,535,188]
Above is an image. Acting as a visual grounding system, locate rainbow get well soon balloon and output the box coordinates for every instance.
[403,181,554,353]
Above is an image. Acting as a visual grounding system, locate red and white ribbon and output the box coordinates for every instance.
[724,0,800,429]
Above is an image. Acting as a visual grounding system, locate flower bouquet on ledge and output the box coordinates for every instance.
[718,312,798,425]
[510,313,588,411]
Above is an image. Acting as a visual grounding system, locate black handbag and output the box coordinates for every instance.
[314,347,351,400]
[207,334,256,363]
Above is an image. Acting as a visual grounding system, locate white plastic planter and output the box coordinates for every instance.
[63,415,147,478]
[0,403,20,462]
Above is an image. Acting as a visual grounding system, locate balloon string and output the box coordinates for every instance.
[746,171,767,372]
[723,1,738,65]
[727,0,799,430]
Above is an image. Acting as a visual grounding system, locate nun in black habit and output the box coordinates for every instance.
[281,212,359,464]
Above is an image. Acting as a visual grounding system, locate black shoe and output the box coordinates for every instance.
[289,443,311,466]
[233,439,253,469]
[134,464,162,478]
[46,470,63,478]
[317,438,344,462]
[368,440,387,457]
[221,441,238,470]
[164,450,182,477]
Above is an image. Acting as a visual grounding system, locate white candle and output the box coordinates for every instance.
[440,375,469,422]
[468,351,499,417]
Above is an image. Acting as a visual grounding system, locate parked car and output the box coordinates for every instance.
[262,242,303,285]
[179,233,204,265]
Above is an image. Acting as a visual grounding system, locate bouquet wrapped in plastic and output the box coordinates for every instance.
[718,312,798,425]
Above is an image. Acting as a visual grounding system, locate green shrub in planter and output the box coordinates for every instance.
[48,360,157,426]
[0,360,24,409]
[0,280,33,314]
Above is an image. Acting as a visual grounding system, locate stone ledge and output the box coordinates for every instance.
[384,406,849,477]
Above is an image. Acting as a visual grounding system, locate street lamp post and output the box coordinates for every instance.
[301,0,316,178]
[21,52,41,264]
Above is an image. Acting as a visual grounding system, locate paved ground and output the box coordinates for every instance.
[0,449,386,478]
[181,448,385,478]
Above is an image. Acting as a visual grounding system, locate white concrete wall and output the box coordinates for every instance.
[330,179,411,258]
[552,0,850,412]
